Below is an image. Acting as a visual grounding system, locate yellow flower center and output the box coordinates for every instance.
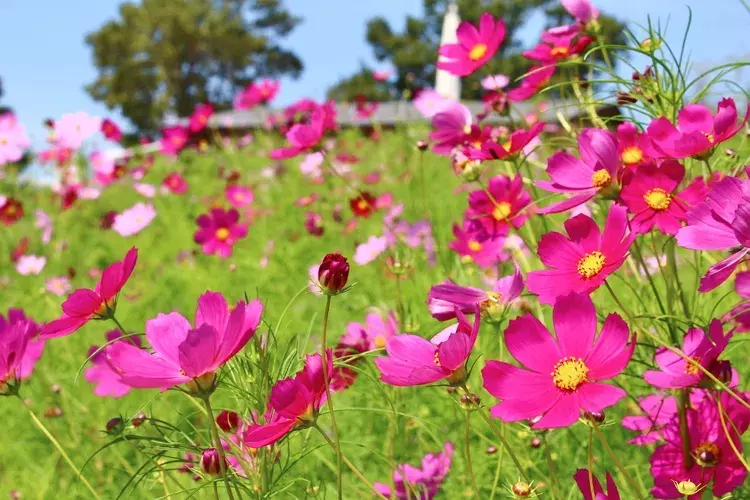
[492,201,512,221]
[551,357,589,391]
[469,43,488,61]
[621,146,643,165]
[215,228,230,241]
[374,335,387,349]
[591,169,612,188]
[550,46,569,58]
[295,404,315,426]
[502,140,512,152]
[577,251,606,279]
[468,240,483,252]
[705,132,715,144]
[0,138,7,146]
[684,355,702,375]
[643,188,671,210]
[357,200,368,210]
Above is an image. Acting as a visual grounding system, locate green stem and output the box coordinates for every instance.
[587,428,596,500]
[543,435,562,500]
[489,422,505,500]
[464,409,480,498]
[201,396,236,500]
[22,398,102,499]
[313,424,388,499]
[591,423,645,499]
[110,315,140,347]
[677,389,693,470]
[321,295,344,499]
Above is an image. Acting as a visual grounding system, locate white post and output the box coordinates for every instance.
[435,2,461,101]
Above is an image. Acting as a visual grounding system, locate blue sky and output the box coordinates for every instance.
[0,0,747,150]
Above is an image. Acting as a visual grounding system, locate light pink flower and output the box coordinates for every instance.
[45,276,72,296]
[54,112,101,150]
[113,203,156,236]
[354,235,388,265]
[16,255,46,275]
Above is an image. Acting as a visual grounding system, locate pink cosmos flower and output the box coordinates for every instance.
[537,128,620,214]
[647,98,749,160]
[427,264,524,321]
[300,152,324,178]
[160,126,189,156]
[508,65,556,102]
[16,255,46,275]
[34,210,53,244]
[85,330,140,398]
[466,175,531,236]
[243,352,331,447]
[0,112,30,165]
[106,291,262,390]
[374,442,454,499]
[482,293,634,429]
[304,211,324,237]
[413,89,452,119]
[341,311,400,352]
[562,0,599,23]
[269,110,325,159]
[375,308,480,387]
[437,13,506,76]
[449,221,509,268]
[650,392,749,499]
[162,172,188,194]
[353,235,388,265]
[468,122,544,161]
[113,203,156,236]
[234,80,281,109]
[724,271,750,332]
[573,469,620,500]
[621,391,706,446]
[429,102,473,155]
[0,309,44,383]
[524,26,593,63]
[225,185,254,208]
[194,208,248,258]
[619,161,708,235]
[372,70,391,81]
[616,122,652,168]
[643,320,732,389]
[133,183,156,198]
[40,247,138,339]
[53,112,101,150]
[481,74,510,90]
[101,118,122,142]
[45,276,72,296]
[189,103,214,133]
[676,176,750,291]
[354,95,378,119]
[527,205,634,304]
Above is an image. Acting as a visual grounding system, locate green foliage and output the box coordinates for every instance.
[85,0,303,134]
[326,0,627,101]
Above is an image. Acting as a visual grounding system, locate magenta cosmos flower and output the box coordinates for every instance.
[524,26,593,63]
[340,311,400,352]
[650,392,749,499]
[647,98,749,160]
[160,126,189,156]
[465,174,531,236]
[269,110,325,159]
[527,205,634,304]
[106,291,262,390]
[225,185,254,208]
[0,309,44,386]
[621,391,706,446]
[562,0,599,23]
[467,122,544,161]
[619,160,707,235]
[243,352,331,447]
[85,330,140,398]
[101,118,122,142]
[194,208,248,258]
[482,293,634,429]
[40,247,138,339]
[508,64,556,102]
[676,176,750,291]
[427,264,523,321]
[616,121,653,168]
[449,221,510,268]
[537,128,620,214]
[162,172,188,194]
[437,13,505,76]
[643,320,732,389]
[573,469,619,500]
[189,102,214,133]
[374,442,454,499]
[375,308,480,387]
[429,102,472,155]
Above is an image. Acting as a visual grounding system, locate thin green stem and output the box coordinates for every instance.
[591,423,645,499]
[489,422,505,500]
[22,398,102,499]
[313,424,388,499]
[677,389,693,470]
[110,315,140,346]
[202,396,236,500]
[588,428,596,500]
[321,295,343,499]
[543,435,562,500]
[464,409,480,498]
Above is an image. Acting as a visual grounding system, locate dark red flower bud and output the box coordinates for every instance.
[106,417,123,433]
[709,359,733,385]
[416,140,428,151]
[131,412,147,427]
[318,253,350,293]
[584,410,605,424]
[512,481,531,497]
[530,437,542,448]
[200,448,227,476]
[216,410,240,433]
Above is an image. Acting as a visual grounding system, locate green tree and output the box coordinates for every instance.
[85,0,303,133]
[326,0,626,101]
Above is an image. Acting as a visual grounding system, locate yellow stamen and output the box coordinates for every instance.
[374,335,387,349]
[685,355,702,375]
[591,169,612,188]
[550,46,569,58]
[577,251,606,279]
[468,240,483,252]
[492,201,512,221]
[215,228,230,241]
[469,43,488,60]
[643,188,671,210]
[552,357,589,391]
[621,146,643,165]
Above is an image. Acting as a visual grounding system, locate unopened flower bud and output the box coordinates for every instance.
[44,407,63,418]
[200,448,227,476]
[416,140,428,151]
[530,437,542,448]
[131,413,147,427]
[709,359,733,386]
[216,410,240,432]
[512,481,532,497]
[317,253,350,294]
[584,410,605,424]
[673,480,700,495]
[640,37,662,52]
[106,417,123,433]
[486,446,497,455]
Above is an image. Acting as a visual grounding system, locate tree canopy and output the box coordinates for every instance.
[326,0,626,102]
[85,0,303,133]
